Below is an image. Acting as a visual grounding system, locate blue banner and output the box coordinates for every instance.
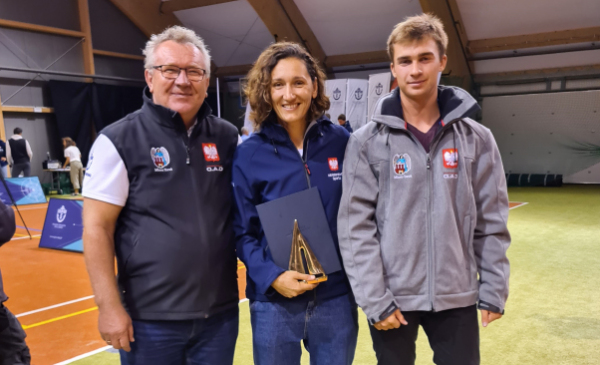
[0,177,47,205]
[39,198,83,252]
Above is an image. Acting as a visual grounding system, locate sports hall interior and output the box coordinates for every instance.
[0,0,599,364]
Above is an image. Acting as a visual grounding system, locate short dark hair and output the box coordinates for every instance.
[14,127,22,134]
[337,114,346,121]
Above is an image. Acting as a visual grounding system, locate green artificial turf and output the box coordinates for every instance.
[72,185,600,365]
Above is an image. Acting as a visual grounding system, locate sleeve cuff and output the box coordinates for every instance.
[256,264,286,295]
[478,300,504,314]
[368,301,399,325]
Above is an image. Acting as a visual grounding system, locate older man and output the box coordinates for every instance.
[82,26,239,365]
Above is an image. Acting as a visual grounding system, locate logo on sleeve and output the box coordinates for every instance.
[393,153,412,179]
[202,143,220,162]
[328,158,339,171]
[151,147,173,172]
[443,149,458,169]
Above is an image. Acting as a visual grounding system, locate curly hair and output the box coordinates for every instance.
[244,42,330,129]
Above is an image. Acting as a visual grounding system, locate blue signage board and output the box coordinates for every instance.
[39,198,83,253]
[0,177,47,205]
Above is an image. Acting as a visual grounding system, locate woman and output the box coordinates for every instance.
[62,137,83,196]
[232,42,357,365]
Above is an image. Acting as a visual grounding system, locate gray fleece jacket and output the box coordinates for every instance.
[338,86,510,325]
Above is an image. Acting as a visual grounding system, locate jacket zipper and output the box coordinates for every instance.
[426,154,434,310]
[181,134,210,316]
[402,123,454,312]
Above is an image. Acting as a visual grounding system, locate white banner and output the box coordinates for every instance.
[243,102,254,132]
[325,79,347,121]
[345,79,369,131]
[368,72,392,123]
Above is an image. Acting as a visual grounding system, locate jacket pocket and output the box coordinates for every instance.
[462,215,476,289]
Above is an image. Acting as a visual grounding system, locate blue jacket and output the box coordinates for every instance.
[233,116,351,302]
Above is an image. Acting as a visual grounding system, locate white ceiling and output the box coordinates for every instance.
[294,0,422,56]
[456,0,600,40]
[174,0,274,67]
[173,0,600,75]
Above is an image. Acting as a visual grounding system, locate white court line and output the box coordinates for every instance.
[54,346,112,365]
[16,295,95,318]
[509,202,529,210]
[11,234,42,240]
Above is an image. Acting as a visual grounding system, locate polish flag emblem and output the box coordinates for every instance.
[328,158,339,171]
[202,143,220,162]
[443,149,458,169]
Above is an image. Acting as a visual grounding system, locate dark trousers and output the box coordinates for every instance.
[369,305,479,365]
[120,306,239,365]
[0,304,31,365]
[11,163,30,178]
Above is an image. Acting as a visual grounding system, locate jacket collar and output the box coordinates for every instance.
[257,112,331,143]
[372,85,481,130]
[141,87,213,136]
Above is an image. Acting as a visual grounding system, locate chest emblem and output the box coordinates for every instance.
[393,153,412,177]
[328,158,339,171]
[443,149,458,169]
[202,143,220,162]
[151,147,170,169]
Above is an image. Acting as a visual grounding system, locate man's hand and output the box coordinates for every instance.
[271,271,319,298]
[98,303,135,352]
[1,157,6,162]
[373,309,408,331]
[480,310,502,327]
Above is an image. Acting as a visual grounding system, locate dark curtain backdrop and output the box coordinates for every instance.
[48,81,143,165]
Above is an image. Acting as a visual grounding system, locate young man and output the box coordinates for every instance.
[338,14,510,364]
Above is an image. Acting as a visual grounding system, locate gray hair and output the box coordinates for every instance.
[143,26,211,76]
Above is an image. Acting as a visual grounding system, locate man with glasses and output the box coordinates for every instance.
[82,26,240,365]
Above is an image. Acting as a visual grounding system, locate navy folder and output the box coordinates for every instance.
[256,187,342,274]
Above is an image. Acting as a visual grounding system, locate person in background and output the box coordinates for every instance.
[240,126,251,142]
[337,114,353,133]
[0,139,8,178]
[233,42,357,365]
[6,128,32,178]
[62,137,83,196]
[0,198,31,364]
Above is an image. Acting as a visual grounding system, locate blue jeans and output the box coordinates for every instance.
[250,293,358,365]
[120,306,239,365]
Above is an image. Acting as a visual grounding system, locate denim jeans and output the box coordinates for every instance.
[119,306,238,365]
[250,293,358,365]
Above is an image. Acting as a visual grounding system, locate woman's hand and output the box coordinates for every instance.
[271,271,319,298]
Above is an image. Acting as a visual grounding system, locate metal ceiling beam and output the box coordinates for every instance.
[160,0,235,13]
[469,27,600,55]
[474,64,600,84]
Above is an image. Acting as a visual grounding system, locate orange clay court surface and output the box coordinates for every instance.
[1,200,523,364]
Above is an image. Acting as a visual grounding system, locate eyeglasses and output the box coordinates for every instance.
[152,65,207,81]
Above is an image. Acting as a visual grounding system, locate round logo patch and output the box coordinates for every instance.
[151,147,170,169]
[393,153,411,176]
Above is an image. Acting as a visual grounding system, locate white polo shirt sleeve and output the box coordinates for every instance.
[82,134,129,207]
